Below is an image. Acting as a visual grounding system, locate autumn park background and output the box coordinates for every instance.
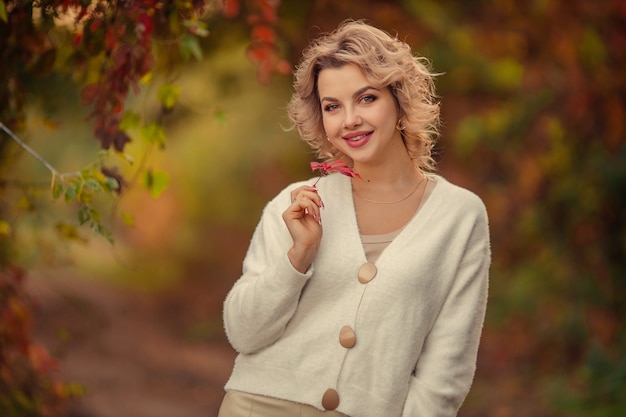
[1,1,624,416]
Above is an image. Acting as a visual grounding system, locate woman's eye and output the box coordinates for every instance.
[361,95,377,104]
[324,103,339,112]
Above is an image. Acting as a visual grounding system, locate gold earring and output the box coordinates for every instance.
[396,119,405,131]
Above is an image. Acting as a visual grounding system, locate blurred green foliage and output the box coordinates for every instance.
[398,0,625,414]
[0,1,284,415]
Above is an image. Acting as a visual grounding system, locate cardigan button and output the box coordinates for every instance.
[322,388,340,410]
[339,326,356,348]
[358,262,377,284]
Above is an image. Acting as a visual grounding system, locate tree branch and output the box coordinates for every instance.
[0,121,74,182]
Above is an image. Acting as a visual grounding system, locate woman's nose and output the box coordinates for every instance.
[343,109,362,128]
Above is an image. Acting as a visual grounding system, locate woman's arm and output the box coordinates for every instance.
[402,202,490,417]
[223,184,323,354]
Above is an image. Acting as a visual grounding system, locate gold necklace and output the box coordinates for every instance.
[353,176,427,204]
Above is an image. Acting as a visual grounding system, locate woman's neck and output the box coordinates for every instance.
[352,153,421,189]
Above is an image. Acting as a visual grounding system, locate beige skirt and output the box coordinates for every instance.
[218,391,349,417]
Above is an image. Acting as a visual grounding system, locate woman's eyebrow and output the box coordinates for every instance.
[320,85,378,103]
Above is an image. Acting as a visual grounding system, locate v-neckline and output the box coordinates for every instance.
[339,174,439,265]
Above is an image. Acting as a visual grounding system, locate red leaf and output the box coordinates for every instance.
[256,59,273,84]
[223,0,240,18]
[113,130,131,152]
[112,45,131,69]
[80,84,100,105]
[259,0,278,23]
[252,25,276,43]
[28,344,58,374]
[276,59,292,75]
[89,20,101,32]
[105,28,117,51]
[310,161,361,186]
[246,44,270,64]
[138,12,153,37]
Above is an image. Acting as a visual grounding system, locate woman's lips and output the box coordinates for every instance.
[343,131,372,148]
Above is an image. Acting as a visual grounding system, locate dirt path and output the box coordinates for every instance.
[27,268,557,417]
[28,269,236,417]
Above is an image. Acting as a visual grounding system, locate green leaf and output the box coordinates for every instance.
[140,71,153,85]
[64,184,77,202]
[140,123,166,148]
[90,208,101,222]
[183,19,210,37]
[84,178,103,192]
[75,180,84,199]
[121,212,135,227]
[0,220,11,237]
[79,207,91,225]
[180,35,203,61]
[454,115,483,158]
[76,180,93,203]
[157,84,181,110]
[119,111,141,131]
[214,109,228,124]
[52,183,64,200]
[78,205,91,225]
[579,28,607,68]
[490,58,524,91]
[93,222,114,244]
[55,222,86,243]
[104,177,119,192]
[0,1,7,23]
[17,196,33,211]
[142,169,169,198]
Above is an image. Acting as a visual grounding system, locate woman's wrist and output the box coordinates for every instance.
[287,244,317,274]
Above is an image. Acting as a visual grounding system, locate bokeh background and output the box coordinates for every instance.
[2,1,624,416]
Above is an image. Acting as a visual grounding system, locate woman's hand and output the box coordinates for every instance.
[282,185,324,273]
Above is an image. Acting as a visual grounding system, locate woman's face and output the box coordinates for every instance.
[317,63,403,168]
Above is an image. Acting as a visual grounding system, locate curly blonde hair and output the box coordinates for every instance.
[287,20,440,172]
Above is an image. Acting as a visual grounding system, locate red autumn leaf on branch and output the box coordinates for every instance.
[80,84,100,105]
[251,24,276,43]
[28,344,59,374]
[310,161,361,186]
[246,43,271,64]
[105,28,117,51]
[89,20,101,32]
[223,0,240,19]
[258,0,278,23]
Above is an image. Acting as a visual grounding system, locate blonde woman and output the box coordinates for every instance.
[219,20,490,417]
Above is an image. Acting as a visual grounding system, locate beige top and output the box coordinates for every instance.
[361,229,401,263]
[360,178,435,263]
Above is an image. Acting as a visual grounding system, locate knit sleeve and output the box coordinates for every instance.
[223,186,312,354]
[402,196,491,417]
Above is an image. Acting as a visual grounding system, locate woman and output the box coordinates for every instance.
[219,20,490,417]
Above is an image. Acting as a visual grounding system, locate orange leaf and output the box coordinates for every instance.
[28,344,59,374]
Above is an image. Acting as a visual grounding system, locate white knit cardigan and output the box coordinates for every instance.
[223,174,490,417]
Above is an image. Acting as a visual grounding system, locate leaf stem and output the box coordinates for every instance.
[0,121,62,178]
